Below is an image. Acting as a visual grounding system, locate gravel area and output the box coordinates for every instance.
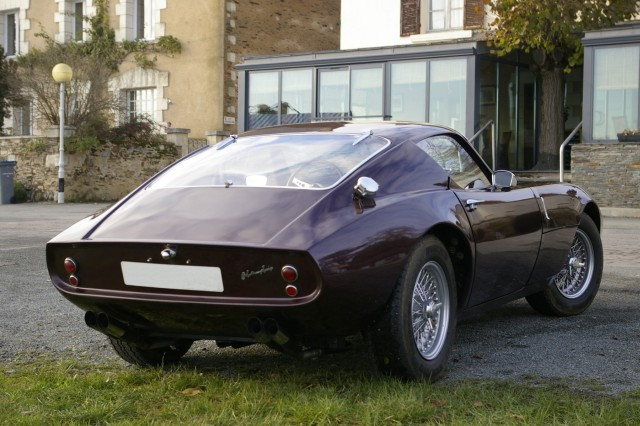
[1,203,639,393]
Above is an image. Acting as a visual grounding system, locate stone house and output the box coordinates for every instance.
[0,0,340,138]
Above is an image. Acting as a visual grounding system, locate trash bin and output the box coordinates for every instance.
[0,161,17,204]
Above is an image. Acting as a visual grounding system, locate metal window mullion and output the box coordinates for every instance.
[347,65,352,119]
[637,45,640,132]
[384,62,391,121]
[277,71,282,126]
[425,59,430,123]
[311,67,318,122]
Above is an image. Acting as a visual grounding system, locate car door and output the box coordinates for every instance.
[416,135,543,307]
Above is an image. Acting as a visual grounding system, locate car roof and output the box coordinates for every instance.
[240,122,462,145]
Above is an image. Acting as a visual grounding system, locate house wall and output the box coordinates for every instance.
[341,0,488,50]
[572,144,640,208]
[224,0,340,133]
[24,0,56,50]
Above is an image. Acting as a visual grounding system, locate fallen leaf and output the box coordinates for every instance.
[473,401,484,408]
[180,387,204,396]
[508,413,525,420]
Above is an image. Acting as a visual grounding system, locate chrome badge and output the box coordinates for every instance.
[241,265,274,281]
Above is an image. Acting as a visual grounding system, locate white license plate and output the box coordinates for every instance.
[121,262,224,292]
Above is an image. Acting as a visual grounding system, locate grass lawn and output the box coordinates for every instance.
[1,347,639,425]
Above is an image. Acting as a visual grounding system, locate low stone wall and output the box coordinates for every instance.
[0,136,180,202]
[571,143,640,209]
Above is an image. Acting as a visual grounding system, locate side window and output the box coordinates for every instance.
[416,135,490,189]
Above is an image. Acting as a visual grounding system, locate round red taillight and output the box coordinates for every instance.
[69,274,79,286]
[281,265,298,283]
[64,257,77,274]
[285,284,298,297]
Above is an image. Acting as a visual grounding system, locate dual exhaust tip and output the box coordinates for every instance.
[247,317,289,346]
[84,311,126,338]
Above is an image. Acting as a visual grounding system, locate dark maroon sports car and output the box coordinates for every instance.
[46,122,603,380]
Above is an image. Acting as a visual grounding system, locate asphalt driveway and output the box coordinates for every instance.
[0,203,638,392]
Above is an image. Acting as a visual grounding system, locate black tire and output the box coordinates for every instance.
[526,214,603,316]
[369,236,457,381]
[108,337,193,367]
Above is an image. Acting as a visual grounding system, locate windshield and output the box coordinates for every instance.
[150,132,389,189]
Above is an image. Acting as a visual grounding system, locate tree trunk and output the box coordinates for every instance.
[536,68,565,170]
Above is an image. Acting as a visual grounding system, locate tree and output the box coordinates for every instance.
[0,46,24,134]
[12,0,180,136]
[0,47,10,134]
[488,0,639,169]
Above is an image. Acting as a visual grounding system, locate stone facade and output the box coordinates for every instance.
[571,144,640,209]
[0,136,179,202]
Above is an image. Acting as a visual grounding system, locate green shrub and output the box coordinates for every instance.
[66,135,102,154]
[13,181,27,203]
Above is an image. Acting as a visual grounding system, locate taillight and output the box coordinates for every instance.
[69,275,79,286]
[64,257,77,274]
[285,284,298,297]
[281,265,298,283]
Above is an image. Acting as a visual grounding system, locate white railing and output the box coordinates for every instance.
[469,120,495,170]
[559,121,582,183]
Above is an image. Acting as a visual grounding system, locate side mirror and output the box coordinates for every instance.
[492,170,517,189]
[354,176,379,198]
[353,177,378,214]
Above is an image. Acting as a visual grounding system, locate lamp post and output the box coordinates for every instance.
[52,63,73,204]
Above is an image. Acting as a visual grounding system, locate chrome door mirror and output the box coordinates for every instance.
[492,170,517,189]
[354,177,379,198]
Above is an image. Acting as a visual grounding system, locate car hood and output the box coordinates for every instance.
[83,187,329,247]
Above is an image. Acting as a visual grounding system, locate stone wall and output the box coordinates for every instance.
[571,143,640,209]
[0,136,180,202]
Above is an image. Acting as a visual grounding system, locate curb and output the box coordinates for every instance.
[601,207,640,219]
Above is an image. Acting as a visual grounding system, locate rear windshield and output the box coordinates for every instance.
[150,133,389,189]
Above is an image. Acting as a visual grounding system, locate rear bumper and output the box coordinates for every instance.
[53,278,368,342]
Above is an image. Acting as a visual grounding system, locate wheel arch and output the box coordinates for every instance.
[582,202,601,232]
[426,223,473,309]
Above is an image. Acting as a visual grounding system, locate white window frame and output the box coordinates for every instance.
[423,0,464,32]
[135,0,155,40]
[2,10,18,57]
[116,0,165,42]
[126,88,156,122]
[55,0,94,43]
[73,0,85,41]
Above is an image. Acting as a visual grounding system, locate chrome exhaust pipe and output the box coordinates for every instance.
[263,318,290,346]
[84,311,99,329]
[247,317,271,344]
[96,313,127,338]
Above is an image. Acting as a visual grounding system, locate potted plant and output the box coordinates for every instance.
[617,129,640,142]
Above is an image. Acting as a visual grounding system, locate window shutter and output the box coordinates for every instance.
[464,0,485,30]
[400,0,420,37]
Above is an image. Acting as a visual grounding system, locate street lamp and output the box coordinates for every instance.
[52,63,73,204]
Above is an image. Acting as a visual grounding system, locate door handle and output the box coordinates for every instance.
[465,199,486,211]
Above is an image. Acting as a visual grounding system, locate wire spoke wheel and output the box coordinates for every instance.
[411,261,450,360]
[526,214,603,317]
[555,229,595,299]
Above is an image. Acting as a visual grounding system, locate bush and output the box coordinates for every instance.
[66,135,102,154]
[13,181,27,203]
[107,116,164,145]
